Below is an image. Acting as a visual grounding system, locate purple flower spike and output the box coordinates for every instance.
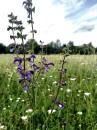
[14,57,23,64]
[19,70,34,81]
[44,65,49,72]
[10,48,14,52]
[29,61,34,67]
[29,61,40,71]
[53,99,64,109]
[17,64,22,72]
[30,54,36,59]
[33,64,40,71]
[25,70,34,81]
[23,82,29,93]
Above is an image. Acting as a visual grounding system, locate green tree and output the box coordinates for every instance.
[25,39,40,54]
[0,43,6,53]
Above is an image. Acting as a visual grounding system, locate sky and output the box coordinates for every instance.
[0,0,97,46]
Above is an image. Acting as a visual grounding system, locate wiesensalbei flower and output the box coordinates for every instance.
[52,99,64,109]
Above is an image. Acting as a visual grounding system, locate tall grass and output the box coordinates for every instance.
[0,54,97,130]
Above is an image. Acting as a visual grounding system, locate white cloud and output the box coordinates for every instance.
[0,0,97,47]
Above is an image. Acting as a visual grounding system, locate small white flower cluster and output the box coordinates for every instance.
[21,108,33,121]
[26,109,33,113]
[41,77,45,80]
[21,116,28,121]
[9,97,13,101]
[66,89,71,93]
[84,92,91,96]
[48,109,56,114]
[48,88,50,91]
[78,90,81,93]
[3,108,6,111]
[70,78,76,81]
[77,111,82,115]
[53,81,57,84]
[16,97,21,102]
[0,123,6,129]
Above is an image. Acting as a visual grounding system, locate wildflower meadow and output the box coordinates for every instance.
[1,54,97,130]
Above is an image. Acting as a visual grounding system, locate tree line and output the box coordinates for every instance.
[0,39,97,55]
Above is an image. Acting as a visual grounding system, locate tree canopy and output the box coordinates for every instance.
[0,40,97,55]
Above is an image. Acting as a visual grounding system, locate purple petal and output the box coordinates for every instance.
[23,83,29,92]
[25,70,34,81]
[10,48,14,52]
[14,57,23,64]
[30,54,36,59]
[17,64,22,72]
[53,99,64,109]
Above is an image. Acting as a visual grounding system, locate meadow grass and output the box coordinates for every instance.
[0,54,97,130]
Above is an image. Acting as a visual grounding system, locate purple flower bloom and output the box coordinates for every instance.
[19,70,34,81]
[30,54,36,59]
[29,61,40,71]
[53,99,64,109]
[42,62,54,73]
[25,70,34,81]
[23,83,29,92]
[29,61,34,66]
[14,57,23,64]
[10,47,14,52]
[17,64,22,72]
[44,65,49,72]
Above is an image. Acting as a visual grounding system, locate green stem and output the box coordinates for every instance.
[31,13,34,54]
[12,23,18,56]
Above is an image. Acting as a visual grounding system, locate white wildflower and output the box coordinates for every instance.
[17,97,20,100]
[70,78,76,81]
[3,108,6,110]
[0,125,5,129]
[16,100,19,102]
[48,109,56,114]
[82,79,85,81]
[49,75,52,78]
[84,92,91,96]
[78,90,81,93]
[77,112,82,115]
[66,89,71,93]
[26,109,33,113]
[53,81,57,84]
[41,78,44,80]
[60,88,63,91]
[59,104,63,108]
[48,88,50,91]
[49,94,53,97]
[7,84,10,87]
[21,116,28,121]
[9,98,12,101]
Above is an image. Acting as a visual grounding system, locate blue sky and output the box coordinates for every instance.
[0,0,97,46]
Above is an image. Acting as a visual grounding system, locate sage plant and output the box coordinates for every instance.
[23,0,37,53]
[7,12,19,54]
[53,50,69,108]
[7,1,63,129]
